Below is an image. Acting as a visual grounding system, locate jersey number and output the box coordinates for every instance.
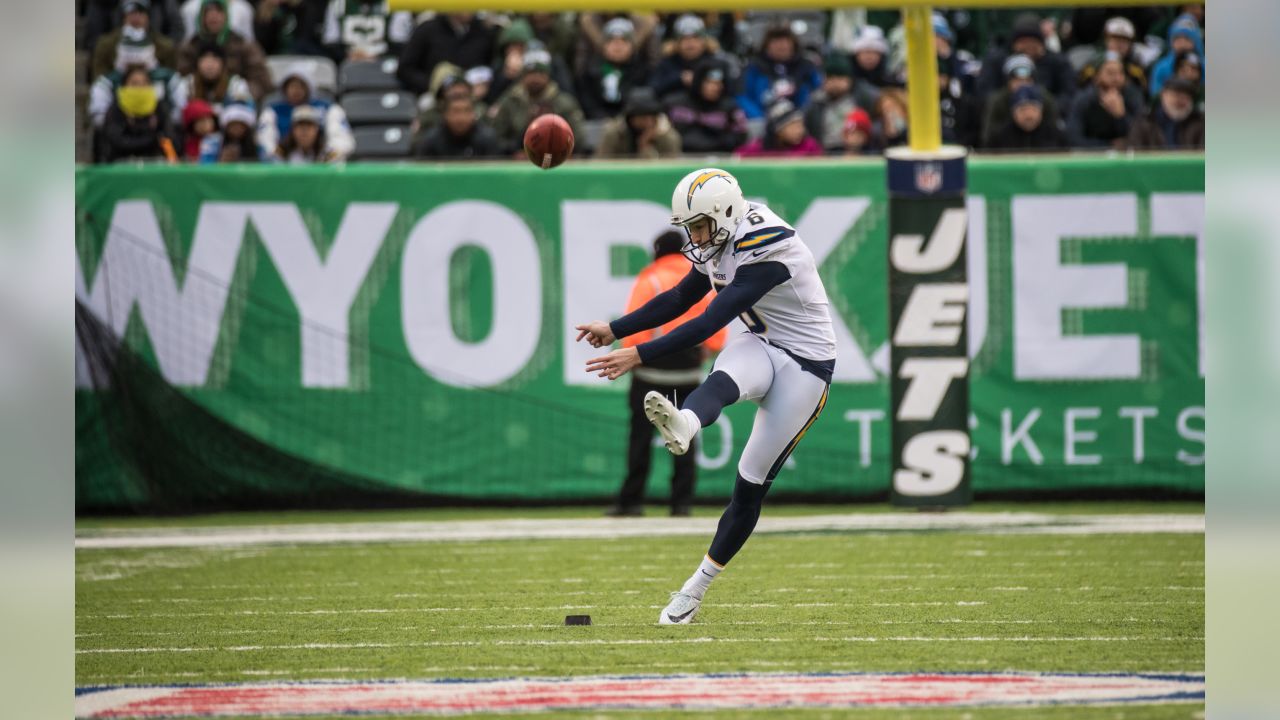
[745,212,765,226]
[713,280,767,334]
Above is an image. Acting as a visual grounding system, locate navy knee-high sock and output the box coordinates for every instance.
[707,475,772,566]
[683,371,740,427]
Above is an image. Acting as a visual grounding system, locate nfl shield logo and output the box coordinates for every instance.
[915,162,943,194]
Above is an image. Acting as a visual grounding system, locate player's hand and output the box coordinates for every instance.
[574,321,616,348]
[585,347,641,380]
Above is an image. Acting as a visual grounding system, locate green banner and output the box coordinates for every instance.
[75,156,1205,511]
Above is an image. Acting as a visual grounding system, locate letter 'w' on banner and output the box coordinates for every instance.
[885,145,971,508]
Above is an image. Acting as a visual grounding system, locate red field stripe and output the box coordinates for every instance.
[77,672,1205,717]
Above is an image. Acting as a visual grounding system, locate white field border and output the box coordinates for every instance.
[75,512,1204,550]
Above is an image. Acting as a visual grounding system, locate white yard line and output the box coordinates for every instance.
[75,512,1204,550]
[75,635,1205,655]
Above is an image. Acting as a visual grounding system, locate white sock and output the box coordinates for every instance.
[679,409,702,437]
[680,555,723,600]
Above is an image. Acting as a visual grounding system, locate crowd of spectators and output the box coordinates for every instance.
[78,1,1206,164]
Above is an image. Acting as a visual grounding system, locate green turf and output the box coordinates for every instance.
[77,527,1203,719]
[73,501,1205,530]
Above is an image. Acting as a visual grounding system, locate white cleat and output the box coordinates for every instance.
[658,591,701,625]
[643,391,697,456]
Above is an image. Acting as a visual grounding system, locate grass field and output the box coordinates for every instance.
[75,504,1204,719]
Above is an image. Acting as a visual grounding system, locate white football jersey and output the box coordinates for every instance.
[693,202,837,362]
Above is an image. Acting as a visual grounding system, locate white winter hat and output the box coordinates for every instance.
[219,103,256,128]
[1104,16,1136,40]
[852,26,888,55]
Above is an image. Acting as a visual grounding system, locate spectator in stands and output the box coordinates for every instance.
[596,88,681,158]
[576,13,660,75]
[177,0,271,101]
[486,21,574,106]
[181,0,255,43]
[397,13,498,97]
[321,0,413,61]
[980,54,1060,148]
[1175,50,1203,87]
[1173,51,1204,110]
[270,105,341,163]
[850,26,895,89]
[839,108,876,156]
[651,15,718,100]
[251,0,326,57]
[986,85,1066,151]
[180,98,218,161]
[100,64,178,163]
[605,229,726,518]
[89,34,183,130]
[488,48,585,156]
[737,24,821,120]
[409,73,478,149]
[938,55,980,148]
[1127,78,1203,150]
[413,95,502,159]
[577,18,651,120]
[256,66,354,160]
[1067,52,1145,149]
[1077,17,1148,94]
[736,99,823,157]
[528,13,578,70]
[1148,14,1204,99]
[466,66,493,105]
[92,0,177,80]
[1066,6,1163,52]
[804,53,872,153]
[976,13,1076,109]
[201,102,261,162]
[873,88,910,149]
[84,0,183,55]
[176,42,253,119]
[931,13,964,86]
[664,57,747,156]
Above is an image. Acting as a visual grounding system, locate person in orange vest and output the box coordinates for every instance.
[606,230,727,517]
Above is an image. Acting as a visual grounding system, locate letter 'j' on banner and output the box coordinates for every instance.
[886,146,971,508]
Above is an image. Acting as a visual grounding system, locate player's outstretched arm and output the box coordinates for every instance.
[574,321,616,348]
[608,267,711,341]
[635,262,791,364]
[584,262,791,381]
[585,346,641,380]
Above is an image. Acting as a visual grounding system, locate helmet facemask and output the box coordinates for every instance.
[677,213,731,264]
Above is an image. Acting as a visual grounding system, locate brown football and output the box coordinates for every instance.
[523,114,575,169]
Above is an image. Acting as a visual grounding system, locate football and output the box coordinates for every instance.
[523,113,575,169]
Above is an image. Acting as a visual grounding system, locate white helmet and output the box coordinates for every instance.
[670,168,748,263]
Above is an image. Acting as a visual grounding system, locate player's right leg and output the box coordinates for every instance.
[661,344,829,624]
[645,333,774,456]
[658,335,776,624]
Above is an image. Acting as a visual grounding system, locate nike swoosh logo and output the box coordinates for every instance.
[751,249,768,258]
[700,570,714,578]
[667,607,696,622]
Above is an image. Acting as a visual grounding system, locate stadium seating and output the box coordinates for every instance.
[351,125,412,159]
[266,55,339,95]
[340,91,418,127]
[339,58,403,94]
[741,11,828,52]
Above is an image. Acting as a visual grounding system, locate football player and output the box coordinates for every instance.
[575,168,837,625]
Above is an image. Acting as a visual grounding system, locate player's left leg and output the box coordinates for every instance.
[644,333,773,456]
[660,346,830,625]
